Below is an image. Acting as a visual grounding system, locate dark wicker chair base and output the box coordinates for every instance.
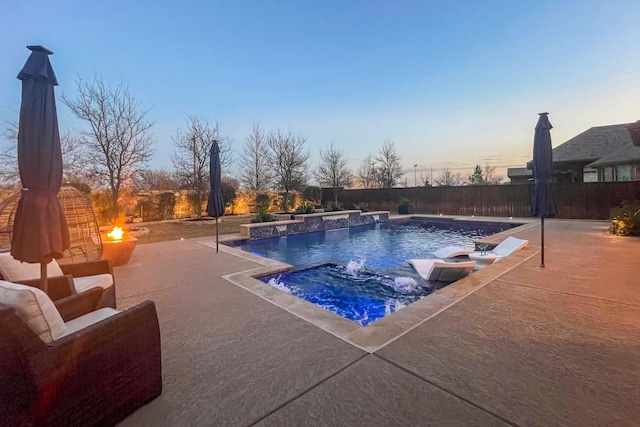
[0,299,162,426]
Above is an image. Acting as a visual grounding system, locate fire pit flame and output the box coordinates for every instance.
[107,226,124,241]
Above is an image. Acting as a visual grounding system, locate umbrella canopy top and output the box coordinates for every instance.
[206,141,225,218]
[532,113,553,178]
[11,45,69,264]
[16,46,62,192]
[535,112,552,131]
[17,45,57,85]
[531,112,557,218]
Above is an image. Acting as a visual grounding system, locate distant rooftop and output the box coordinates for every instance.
[507,167,532,178]
[552,123,636,164]
[524,123,640,169]
[588,141,640,167]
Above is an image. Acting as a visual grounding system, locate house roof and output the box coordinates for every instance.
[551,123,635,164]
[526,123,640,169]
[507,167,532,178]
[627,121,640,146]
[588,143,640,167]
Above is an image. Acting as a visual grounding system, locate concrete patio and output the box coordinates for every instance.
[115,218,640,426]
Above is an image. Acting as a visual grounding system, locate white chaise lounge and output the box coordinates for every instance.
[433,236,529,260]
[486,236,529,258]
[432,246,473,259]
[408,259,476,282]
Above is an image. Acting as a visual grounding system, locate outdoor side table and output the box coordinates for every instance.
[468,252,497,269]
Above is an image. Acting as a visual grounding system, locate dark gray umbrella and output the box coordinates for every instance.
[206,140,225,252]
[531,112,557,267]
[11,46,70,292]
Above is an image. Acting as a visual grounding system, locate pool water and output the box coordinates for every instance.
[260,264,430,326]
[230,219,517,326]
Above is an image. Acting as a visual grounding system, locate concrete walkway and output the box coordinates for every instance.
[116,219,640,427]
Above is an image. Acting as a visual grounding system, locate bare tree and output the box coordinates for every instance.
[62,76,155,221]
[315,142,351,204]
[171,116,231,218]
[434,167,465,186]
[222,175,240,189]
[355,154,377,188]
[238,123,272,190]
[483,164,505,185]
[0,122,19,187]
[59,131,89,185]
[138,169,179,190]
[468,164,505,185]
[266,128,310,212]
[1,121,84,187]
[374,140,403,188]
[419,173,432,187]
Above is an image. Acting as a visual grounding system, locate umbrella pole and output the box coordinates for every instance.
[40,261,48,293]
[216,217,219,253]
[540,217,545,268]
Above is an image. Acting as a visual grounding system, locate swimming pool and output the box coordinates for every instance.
[228,218,519,326]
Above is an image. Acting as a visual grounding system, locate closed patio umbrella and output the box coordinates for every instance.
[11,45,70,292]
[531,112,557,267]
[206,140,225,252]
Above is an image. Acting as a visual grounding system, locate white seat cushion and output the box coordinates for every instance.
[432,245,473,259]
[0,252,64,282]
[72,274,114,293]
[59,307,120,338]
[408,259,476,281]
[492,236,529,258]
[0,280,66,343]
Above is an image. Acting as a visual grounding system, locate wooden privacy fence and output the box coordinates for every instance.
[322,182,640,220]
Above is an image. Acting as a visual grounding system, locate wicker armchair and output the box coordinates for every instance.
[0,290,162,426]
[59,259,116,308]
[0,254,116,309]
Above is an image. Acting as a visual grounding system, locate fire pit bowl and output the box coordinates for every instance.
[101,226,138,266]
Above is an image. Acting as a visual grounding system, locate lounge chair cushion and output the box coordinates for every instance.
[0,252,64,282]
[0,280,66,343]
[72,274,114,293]
[59,307,120,338]
[490,236,528,258]
[408,259,476,282]
[433,236,529,260]
[432,246,473,259]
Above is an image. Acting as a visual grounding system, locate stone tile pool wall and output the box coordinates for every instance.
[239,210,389,240]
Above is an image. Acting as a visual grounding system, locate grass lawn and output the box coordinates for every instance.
[130,215,253,244]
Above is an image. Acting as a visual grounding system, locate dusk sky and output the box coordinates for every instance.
[1,1,639,182]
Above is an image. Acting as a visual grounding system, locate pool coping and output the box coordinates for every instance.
[238,210,389,239]
[217,216,539,353]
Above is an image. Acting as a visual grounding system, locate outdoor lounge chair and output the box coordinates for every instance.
[432,246,474,259]
[433,236,529,260]
[408,259,476,282]
[0,280,161,426]
[0,252,116,308]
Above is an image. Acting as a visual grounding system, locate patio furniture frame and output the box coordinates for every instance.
[0,292,161,426]
[1,259,117,309]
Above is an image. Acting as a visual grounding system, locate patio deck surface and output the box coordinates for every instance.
[115,218,640,426]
